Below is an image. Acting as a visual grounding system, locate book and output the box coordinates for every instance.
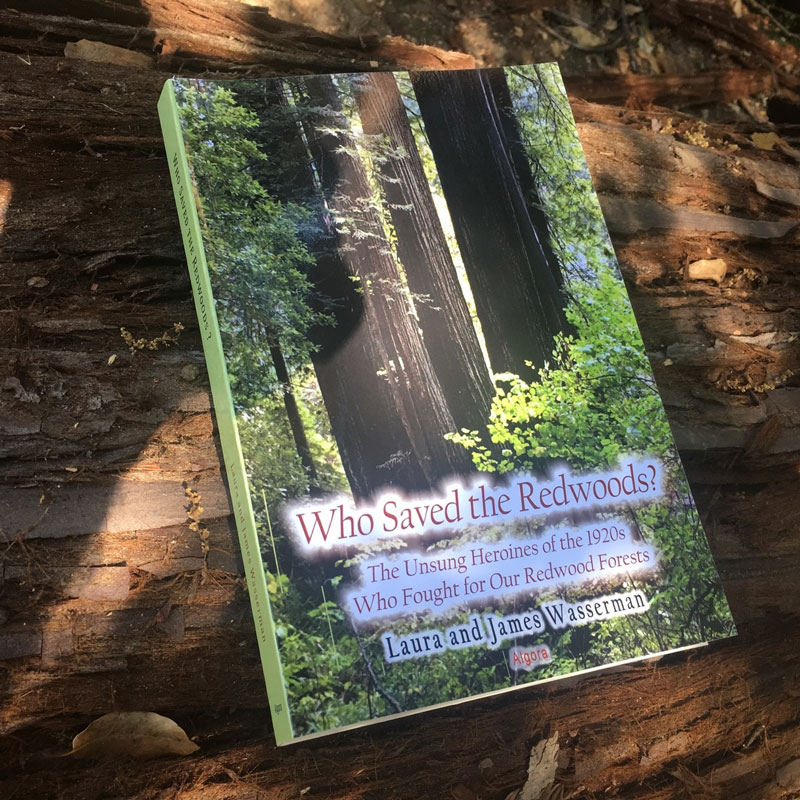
[157,64,736,745]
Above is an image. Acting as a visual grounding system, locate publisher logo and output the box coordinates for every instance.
[509,644,552,671]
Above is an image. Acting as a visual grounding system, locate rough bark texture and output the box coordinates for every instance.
[562,69,776,108]
[1,3,800,800]
[355,71,494,443]
[411,69,571,378]
[304,74,474,489]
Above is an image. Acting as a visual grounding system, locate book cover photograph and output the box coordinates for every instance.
[158,64,736,745]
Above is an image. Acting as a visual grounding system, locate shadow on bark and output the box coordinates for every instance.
[0,2,799,799]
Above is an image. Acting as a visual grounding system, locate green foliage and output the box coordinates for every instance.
[268,574,373,731]
[447,268,665,474]
[506,64,616,286]
[446,265,733,657]
[237,398,308,509]
[242,372,348,510]
[442,63,735,664]
[175,82,328,405]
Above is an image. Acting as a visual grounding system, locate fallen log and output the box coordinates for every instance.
[563,69,775,107]
[0,0,475,70]
[1,4,800,800]
[649,0,800,90]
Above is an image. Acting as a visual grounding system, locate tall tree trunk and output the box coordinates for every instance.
[485,68,566,292]
[306,244,429,499]
[299,74,474,487]
[410,69,570,379]
[236,80,429,500]
[268,341,320,491]
[353,71,494,443]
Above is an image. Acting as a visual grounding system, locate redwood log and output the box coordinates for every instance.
[563,69,775,107]
[649,0,800,86]
[0,0,475,70]
[1,3,800,800]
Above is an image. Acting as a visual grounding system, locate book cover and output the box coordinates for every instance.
[158,65,736,745]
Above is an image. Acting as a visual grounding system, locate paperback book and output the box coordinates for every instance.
[158,65,736,745]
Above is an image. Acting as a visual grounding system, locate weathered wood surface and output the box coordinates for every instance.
[1,2,800,799]
[564,69,777,108]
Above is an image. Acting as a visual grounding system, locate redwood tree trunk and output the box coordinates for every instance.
[411,69,571,378]
[485,67,566,292]
[301,74,474,488]
[236,79,430,500]
[354,71,494,441]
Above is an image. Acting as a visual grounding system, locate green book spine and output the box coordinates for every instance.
[157,79,294,745]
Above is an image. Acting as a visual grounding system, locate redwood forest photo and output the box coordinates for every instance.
[173,65,735,737]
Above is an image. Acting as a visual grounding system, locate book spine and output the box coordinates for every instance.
[157,80,294,745]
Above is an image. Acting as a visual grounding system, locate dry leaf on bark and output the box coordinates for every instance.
[70,711,199,760]
[566,26,605,48]
[518,732,560,800]
[776,758,800,791]
[64,40,153,69]
[729,0,745,18]
[752,132,782,151]
[686,258,728,284]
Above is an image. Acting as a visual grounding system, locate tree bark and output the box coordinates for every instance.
[410,69,570,379]
[563,69,775,107]
[305,246,431,499]
[354,71,494,442]
[234,79,430,500]
[1,3,800,799]
[485,68,567,293]
[300,74,474,488]
[268,342,319,490]
[0,0,476,71]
